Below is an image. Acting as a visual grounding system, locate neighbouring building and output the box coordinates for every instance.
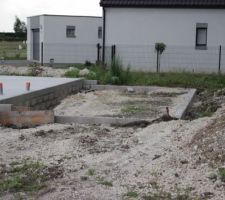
[100,0,225,73]
[27,15,103,64]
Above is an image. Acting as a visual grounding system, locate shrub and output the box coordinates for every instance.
[155,43,166,54]
[85,71,97,80]
[64,68,79,78]
[109,58,131,85]
[85,60,92,66]
[28,63,43,76]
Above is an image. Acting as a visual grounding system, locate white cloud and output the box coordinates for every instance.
[0,0,102,32]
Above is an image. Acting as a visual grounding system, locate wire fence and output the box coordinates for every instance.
[4,40,223,74]
[0,41,27,60]
[108,44,225,73]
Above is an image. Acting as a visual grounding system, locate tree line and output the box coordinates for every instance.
[0,16,27,41]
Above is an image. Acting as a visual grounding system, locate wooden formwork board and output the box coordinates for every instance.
[0,110,54,128]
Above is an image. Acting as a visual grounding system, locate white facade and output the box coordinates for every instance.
[104,8,225,73]
[27,15,103,64]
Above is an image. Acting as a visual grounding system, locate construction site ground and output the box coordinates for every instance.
[0,88,225,200]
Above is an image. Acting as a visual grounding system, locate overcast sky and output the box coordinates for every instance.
[0,0,102,32]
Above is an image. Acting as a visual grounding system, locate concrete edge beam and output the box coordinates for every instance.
[91,85,161,92]
[172,89,197,119]
[55,115,149,126]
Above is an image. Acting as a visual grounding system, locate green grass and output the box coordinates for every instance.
[98,180,113,187]
[126,191,138,197]
[0,160,62,195]
[97,177,113,187]
[64,69,79,78]
[0,41,26,60]
[0,160,46,194]
[218,168,225,182]
[64,63,225,90]
[87,169,95,176]
[121,105,146,114]
[124,71,225,90]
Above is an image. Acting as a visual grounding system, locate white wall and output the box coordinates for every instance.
[105,8,225,46]
[27,15,44,62]
[105,8,225,73]
[43,15,102,45]
[27,17,31,61]
[42,15,102,63]
[28,15,103,64]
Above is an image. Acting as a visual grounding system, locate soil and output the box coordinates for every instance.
[185,89,222,120]
[54,88,189,120]
[0,92,225,199]
[0,65,67,77]
[0,65,225,199]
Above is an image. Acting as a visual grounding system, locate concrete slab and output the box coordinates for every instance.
[0,76,84,110]
[0,76,81,100]
[55,86,196,120]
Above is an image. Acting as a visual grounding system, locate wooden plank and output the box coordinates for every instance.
[0,111,54,128]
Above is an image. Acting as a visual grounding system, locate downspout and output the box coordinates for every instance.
[102,7,106,63]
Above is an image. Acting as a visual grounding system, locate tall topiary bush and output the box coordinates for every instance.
[155,43,166,72]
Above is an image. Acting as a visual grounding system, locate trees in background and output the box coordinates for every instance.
[13,16,27,36]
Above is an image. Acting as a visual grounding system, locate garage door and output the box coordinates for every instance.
[33,29,40,61]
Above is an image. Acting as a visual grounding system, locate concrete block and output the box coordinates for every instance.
[0,104,12,112]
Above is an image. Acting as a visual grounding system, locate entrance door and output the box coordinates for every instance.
[33,29,40,61]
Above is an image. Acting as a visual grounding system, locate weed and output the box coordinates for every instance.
[64,69,79,78]
[109,58,130,85]
[63,155,72,160]
[0,160,63,195]
[87,169,95,176]
[80,176,89,181]
[97,177,113,187]
[28,63,43,76]
[0,161,45,194]
[65,61,225,90]
[126,191,138,197]
[121,105,146,114]
[85,60,92,66]
[218,168,225,182]
[99,180,113,187]
[85,71,97,80]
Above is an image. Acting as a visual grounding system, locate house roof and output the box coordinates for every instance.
[100,0,225,8]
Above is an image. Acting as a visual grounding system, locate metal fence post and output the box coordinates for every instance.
[97,43,101,63]
[156,50,159,73]
[219,45,222,74]
[41,42,44,66]
[111,45,116,61]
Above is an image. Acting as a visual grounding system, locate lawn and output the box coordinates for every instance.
[0,41,27,60]
[65,63,225,90]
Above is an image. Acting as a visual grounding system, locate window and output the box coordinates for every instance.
[196,23,208,49]
[98,26,102,39]
[66,26,76,38]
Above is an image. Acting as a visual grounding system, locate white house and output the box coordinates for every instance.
[27,15,103,64]
[100,0,225,73]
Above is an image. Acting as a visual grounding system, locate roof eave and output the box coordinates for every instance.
[100,4,225,9]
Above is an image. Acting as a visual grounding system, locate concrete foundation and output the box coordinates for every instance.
[0,76,83,110]
[0,78,196,127]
